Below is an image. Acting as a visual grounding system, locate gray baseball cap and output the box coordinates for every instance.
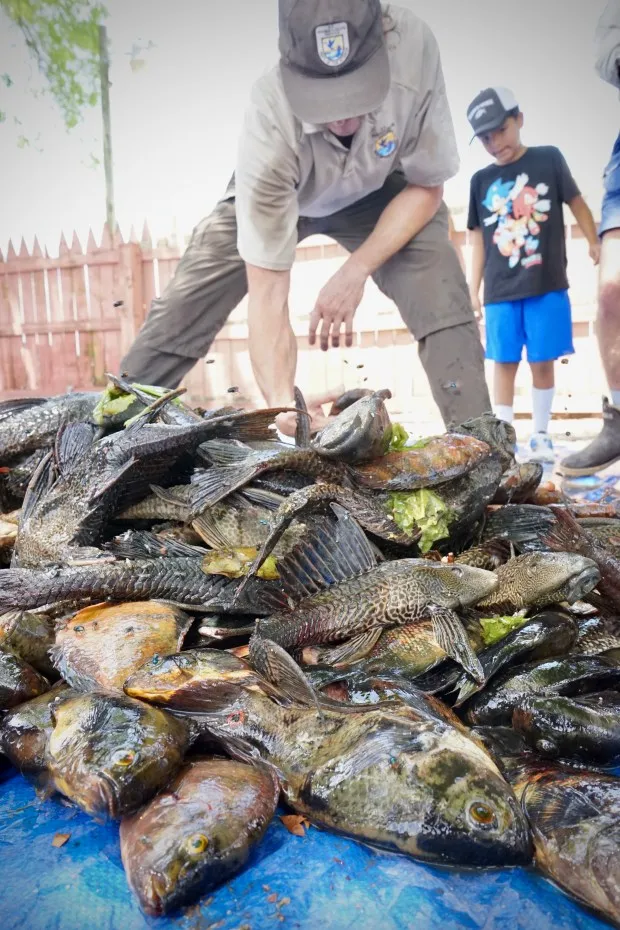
[279,0,390,124]
[466,87,520,139]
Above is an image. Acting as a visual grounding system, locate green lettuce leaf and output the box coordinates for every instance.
[479,614,529,647]
[385,488,453,553]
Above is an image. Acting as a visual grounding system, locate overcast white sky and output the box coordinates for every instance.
[1,0,617,254]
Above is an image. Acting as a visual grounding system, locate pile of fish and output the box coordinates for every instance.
[3,380,620,923]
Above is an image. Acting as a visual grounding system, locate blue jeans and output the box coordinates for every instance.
[600,131,620,235]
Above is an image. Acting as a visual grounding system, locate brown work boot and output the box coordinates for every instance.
[559,397,620,476]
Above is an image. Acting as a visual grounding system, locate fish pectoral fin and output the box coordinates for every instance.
[198,438,254,466]
[89,457,137,503]
[191,511,236,550]
[54,422,97,478]
[294,386,311,449]
[430,607,485,684]
[19,450,56,525]
[251,637,322,713]
[188,463,259,517]
[318,629,383,666]
[453,674,483,707]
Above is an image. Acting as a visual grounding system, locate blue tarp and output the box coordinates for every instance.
[0,769,610,930]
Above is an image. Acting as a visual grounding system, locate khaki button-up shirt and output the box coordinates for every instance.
[235,4,460,270]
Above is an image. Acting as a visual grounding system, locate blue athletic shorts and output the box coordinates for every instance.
[484,290,574,364]
[600,132,620,236]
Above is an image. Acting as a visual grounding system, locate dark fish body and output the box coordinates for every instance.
[464,655,620,726]
[436,454,504,546]
[480,504,556,552]
[3,449,48,503]
[513,691,620,765]
[329,389,373,417]
[51,601,192,692]
[578,518,620,558]
[124,649,276,710]
[0,682,71,774]
[120,759,279,915]
[311,389,392,464]
[512,761,620,926]
[351,434,491,491]
[0,559,287,614]
[0,648,49,709]
[252,560,498,654]
[193,685,531,868]
[0,609,55,675]
[48,692,191,820]
[476,552,600,614]
[494,462,543,505]
[0,393,99,463]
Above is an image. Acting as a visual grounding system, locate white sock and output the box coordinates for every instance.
[532,387,555,434]
[611,390,620,407]
[494,404,514,424]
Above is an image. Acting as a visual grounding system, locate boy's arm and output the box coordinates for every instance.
[468,228,485,319]
[568,195,601,265]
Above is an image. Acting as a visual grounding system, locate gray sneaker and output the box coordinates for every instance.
[559,397,620,477]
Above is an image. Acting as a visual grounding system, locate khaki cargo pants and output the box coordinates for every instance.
[121,174,490,427]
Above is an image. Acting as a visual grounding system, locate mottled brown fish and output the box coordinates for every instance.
[0,682,71,774]
[351,434,491,491]
[120,759,279,915]
[476,552,600,614]
[0,649,49,710]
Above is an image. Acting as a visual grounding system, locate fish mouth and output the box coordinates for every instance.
[565,566,601,603]
[96,770,121,819]
[141,873,171,917]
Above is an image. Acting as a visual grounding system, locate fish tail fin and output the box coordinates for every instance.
[541,506,590,554]
[430,606,485,684]
[249,636,322,712]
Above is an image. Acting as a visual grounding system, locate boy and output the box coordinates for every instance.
[466,87,600,463]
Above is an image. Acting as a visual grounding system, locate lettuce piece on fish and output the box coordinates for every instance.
[479,614,528,647]
[201,548,279,581]
[385,488,452,553]
[93,381,182,426]
[387,423,410,452]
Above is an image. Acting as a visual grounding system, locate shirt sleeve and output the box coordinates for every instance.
[595,0,620,89]
[553,148,581,203]
[397,23,460,187]
[234,78,301,270]
[467,175,481,230]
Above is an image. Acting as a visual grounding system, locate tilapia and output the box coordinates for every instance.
[513,691,620,765]
[0,649,49,709]
[120,759,279,915]
[47,691,191,820]
[311,389,392,463]
[0,608,55,675]
[476,552,600,614]
[124,648,280,710]
[51,601,193,692]
[191,683,532,868]
[0,682,71,774]
[511,760,620,926]
[351,434,491,491]
[464,654,620,726]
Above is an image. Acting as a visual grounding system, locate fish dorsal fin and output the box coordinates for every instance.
[275,503,377,602]
[54,422,97,478]
[294,386,311,449]
[198,439,255,466]
[106,530,204,560]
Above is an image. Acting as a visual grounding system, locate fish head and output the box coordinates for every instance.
[312,390,392,463]
[48,693,187,819]
[419,563,499,608]
[124,649,260,709]
[508,552,600,607]
[416,734,532,866]
[130,828,215,916]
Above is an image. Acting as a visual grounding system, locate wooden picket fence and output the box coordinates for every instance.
[0,221,605,421]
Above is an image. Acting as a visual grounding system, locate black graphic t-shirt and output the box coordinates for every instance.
[467,146,580,304]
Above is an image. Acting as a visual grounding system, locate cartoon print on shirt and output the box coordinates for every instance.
[481,172,551,269]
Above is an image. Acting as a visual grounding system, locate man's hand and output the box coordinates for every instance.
[589,241,602,266]
[309,261,368,351]
[275,386,345,438]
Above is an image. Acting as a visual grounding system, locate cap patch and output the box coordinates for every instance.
[467,98,495,124]
[316,22,350,67]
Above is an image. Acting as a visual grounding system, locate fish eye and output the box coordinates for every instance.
[226,710,246,727]
[149,655,162,667]
[184,833,209,857]
[450,566,463,578]
[74,625,85,634]
[112,749,136,767]
[468,801,497,828]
